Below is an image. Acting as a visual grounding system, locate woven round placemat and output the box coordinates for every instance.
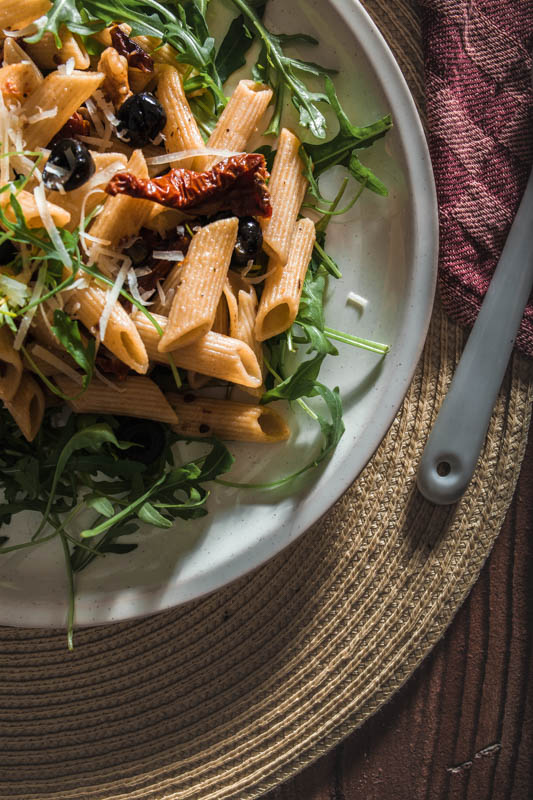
[1,3,533,800]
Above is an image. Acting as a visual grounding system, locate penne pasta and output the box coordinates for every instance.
[0,63,42,105]
[203,80,273,170]
[167,393,289,443]
[157,65,204,169]
[1,189,71,229]
[135,313,262,389]
[2,38,41,71]
[88,149,153,267]
[260,128,308,264]
[0,325,23,401]
[255,216,316,341]
[55,375,178,424]
[158,217,239,352]
[21,70,104,150]
[23,27,90,71]
[0,0,51,31]
[66,284,149,374]
[4,372,45,442]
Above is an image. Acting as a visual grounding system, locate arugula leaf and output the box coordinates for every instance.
[215,5,265,84]
[228,0,335,138]
[261,354,325,403]
[51,309,95,392]
[36,423,132,538]
[294,266,337,356]
[24,0,105,47]
[303,77,392,195]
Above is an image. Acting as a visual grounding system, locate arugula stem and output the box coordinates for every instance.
[323,326,389,354]
[58,530,75,651]
[313,240,341,278]
[0,529,58,554]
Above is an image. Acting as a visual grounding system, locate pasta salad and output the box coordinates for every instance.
[0,0,391,644]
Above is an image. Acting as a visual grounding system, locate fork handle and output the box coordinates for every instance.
[417,168,533,505]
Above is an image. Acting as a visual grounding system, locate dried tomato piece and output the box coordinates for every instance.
[105,154,272,218]
[95,349,131,381]
[110,25,154,73]
[49,112,90,147]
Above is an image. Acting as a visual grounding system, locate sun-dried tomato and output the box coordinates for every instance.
[49,112,90,147]
[110,25,154,73]
[105,154,272,218]
[95,349,131,381]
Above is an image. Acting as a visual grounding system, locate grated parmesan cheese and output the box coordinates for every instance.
[152,250,185,261]
[346,291,368,311]
[31,344,84,383]
[99,259,130,340]
[145,148,241,167]
[56,58,75,76]
[26,106,57,124]
[33,177,72,270]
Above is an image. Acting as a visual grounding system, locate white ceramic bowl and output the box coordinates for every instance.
[0,0,438,627]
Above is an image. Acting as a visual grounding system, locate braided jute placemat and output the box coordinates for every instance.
[1,2,533,799]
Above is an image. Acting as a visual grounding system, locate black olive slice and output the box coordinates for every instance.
[117,92,167,148]
[42,138,95,192]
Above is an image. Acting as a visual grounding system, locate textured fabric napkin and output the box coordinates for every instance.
[419,0,533,355]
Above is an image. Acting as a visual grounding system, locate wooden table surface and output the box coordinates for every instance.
[264,427,533,800]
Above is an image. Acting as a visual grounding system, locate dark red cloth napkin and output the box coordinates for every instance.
[419,0,533,355]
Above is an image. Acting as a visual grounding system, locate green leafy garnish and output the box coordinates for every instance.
[215,4,266,84]
[228,0,336,138]
[302,77,392,196]
[51,310,95,392]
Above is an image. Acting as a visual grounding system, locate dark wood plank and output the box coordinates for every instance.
[266,431,533,800]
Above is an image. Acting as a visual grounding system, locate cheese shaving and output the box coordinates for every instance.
[57,58,75,76]
[26,106,57,124]
[347,291,368,311]
[78,134,113,151]
[99,259,130,340]
[31,344,84,383]
[152,250,185,261]
[13,270,44,351]
[2,16,47,38]
[145,148,240,166]
[33,178,72,270]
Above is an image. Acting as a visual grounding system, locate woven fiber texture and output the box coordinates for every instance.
[420,0,533,355]
[1,2,532,799]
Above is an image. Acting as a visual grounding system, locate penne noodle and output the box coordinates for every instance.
[23,27,90,71]
[167,393,290,443]
[0,0,51,31]
[255,216,316,341]
[55,375,179,424]
[88,149,153,267]
[157,65,204,169]
[203,80,273,170]
[0,325,23,401]
[0,62,42,105]
[66,284,149,375]
[158,217,238,352]
[1,189,71,229]
[135,313,262,389]
[21,70,104,150]
[228,274,264,397]
[260,128,308,264]
[4,372,45,442]
[2,38,41,72]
